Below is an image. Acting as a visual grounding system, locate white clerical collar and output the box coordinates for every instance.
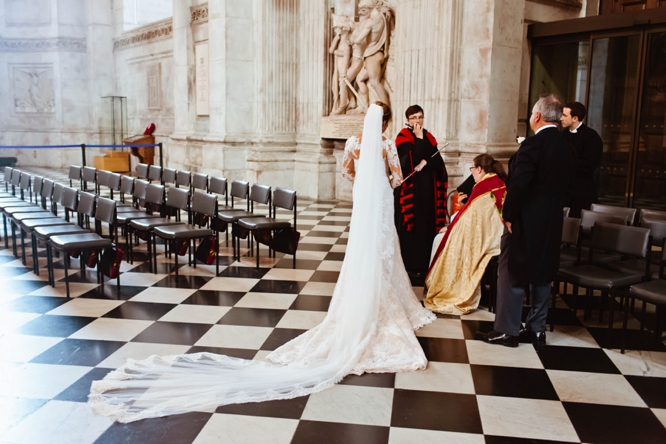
[535,124,557,135]
[569,122,583,133]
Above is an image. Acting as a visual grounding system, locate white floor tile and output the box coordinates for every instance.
[193,413,297,444]
[302,384,393,426]
[194,324,273,350]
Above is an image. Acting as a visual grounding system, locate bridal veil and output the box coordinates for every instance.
[88,103,433,423]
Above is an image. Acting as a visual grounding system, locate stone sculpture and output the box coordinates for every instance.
[328,0,393,115]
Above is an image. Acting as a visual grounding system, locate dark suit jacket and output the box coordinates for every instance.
[561,124,603,218]
[503,126,576,285]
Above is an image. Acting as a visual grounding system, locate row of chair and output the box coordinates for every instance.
[553,207,666,353]
[2,165,301,299]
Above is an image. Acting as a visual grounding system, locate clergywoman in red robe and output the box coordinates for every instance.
[394,105,448,275]
[424,154,507,315]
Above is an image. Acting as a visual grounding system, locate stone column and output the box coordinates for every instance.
[171,0,194,140]
[295,0,337,200]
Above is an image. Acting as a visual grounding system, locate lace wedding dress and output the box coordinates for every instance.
[89,104,435,423]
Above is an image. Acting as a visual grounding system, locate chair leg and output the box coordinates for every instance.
[215,233,220,276]
[191,239,195,268]
[655,306,664,344]
[572,285,579,316]
[256,236,260,269]
[174,243,179,279]
[11,221,17,257]
[621,295,631,354]
[63,249,70,298]
[152,232,158,274]
[32,233,39,275]
[3,215,8,248]
[46,242,54,286]
[20,228,26,265]
[639,300,647,339]
[600,291,608,323]
[550,280,557,332]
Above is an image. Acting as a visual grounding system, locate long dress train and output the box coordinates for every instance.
[88,104,435,423]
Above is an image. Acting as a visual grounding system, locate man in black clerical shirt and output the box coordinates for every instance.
[561,102,603,218]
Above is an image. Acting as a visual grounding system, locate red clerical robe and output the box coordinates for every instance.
[394,127,448,273]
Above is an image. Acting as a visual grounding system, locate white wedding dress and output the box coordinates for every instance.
[89,104,435,423]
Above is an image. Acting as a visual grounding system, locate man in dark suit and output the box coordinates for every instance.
[476,94,575,347]
[561,102,603,218]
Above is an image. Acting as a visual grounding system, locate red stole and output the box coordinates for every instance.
[396,128,448,233]
[426,174,506,276]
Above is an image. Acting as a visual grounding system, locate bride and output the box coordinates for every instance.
[89,102,435,423]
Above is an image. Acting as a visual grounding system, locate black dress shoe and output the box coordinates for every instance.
[519,327,546,346]
[475,330,519,348]
[533,331,546,346]
[518,327,533,343]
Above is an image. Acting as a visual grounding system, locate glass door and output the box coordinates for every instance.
[587,33,642,206]
[631,30,666,209]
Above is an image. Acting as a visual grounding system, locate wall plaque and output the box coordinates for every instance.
[12,64,55,113]
[147,63,162,109]
[195,43,210,116]
[320,115,365,140]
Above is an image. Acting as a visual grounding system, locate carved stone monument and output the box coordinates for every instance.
[12,65,55,113]
[321,0,394,139]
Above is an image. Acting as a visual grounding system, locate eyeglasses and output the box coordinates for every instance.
[408,115,424,121]
[469,166,479,171]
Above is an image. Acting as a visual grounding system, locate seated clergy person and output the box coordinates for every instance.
[424,154,507,315]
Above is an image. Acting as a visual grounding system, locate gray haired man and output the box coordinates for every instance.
[476,94,575,347]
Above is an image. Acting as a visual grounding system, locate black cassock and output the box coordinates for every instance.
[394,127,448,273]
[561,124,603,218]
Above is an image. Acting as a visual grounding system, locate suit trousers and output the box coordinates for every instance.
[494,229,551,337]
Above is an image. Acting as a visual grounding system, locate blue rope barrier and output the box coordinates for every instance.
[0,143,159,149]
[85,144,159,148]
[0,145,81,149]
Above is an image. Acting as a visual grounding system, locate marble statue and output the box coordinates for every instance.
[328,0,393,116]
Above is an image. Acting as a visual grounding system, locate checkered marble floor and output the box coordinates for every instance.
[1,168,666,443]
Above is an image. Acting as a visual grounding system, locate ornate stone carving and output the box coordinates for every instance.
[113,20,173,51]
[327,0,394,116]
[0,37,87,53]
[12,65,55,113]
[147,63,162,110]
[190,4,209,24]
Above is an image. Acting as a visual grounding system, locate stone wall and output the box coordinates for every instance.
[0,0,601,200]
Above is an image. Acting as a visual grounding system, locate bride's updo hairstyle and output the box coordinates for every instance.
[473,153,507,182]
[374,101,392,126]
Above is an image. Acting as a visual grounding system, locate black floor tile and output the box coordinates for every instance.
[484,436,577,444]
[537,345,620,374]
[471,365,559,400]
[251,279,307,294]
[324,252,345,261]
[1,279,50,295]
[625,375,666,408]
[53,367,112,402]
[215,395,309,419]
[391,389,483,433]
[587,327,666,352]
[218,266,270,279]
[126,261,179,274]
[103,301,177,321]
[3,295,69,313]
[218,307,286,328]
[417,337,469,363]
[335,238,348,245]
[79,284,146,300]
[260,328,308,351]
[339,372,395,388]
[30,338,125,366]
[291,420,389,444]
[461,320,496,339]
[274,258,321,270]
[94,411,212,444]
[182,289,246,306]
[0,398,48,436]
[548,307,584,327]
[289,295,332,312]
[564,402,666,444]
[153,275,212,289]
[305,231,340,238]
[16,315,94,337]
[186,346,257,360]
[309,271,340,283]
[131,321,213,345]
[0,266,30,278]
[297,244,332,253]
[315,220,350,226]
